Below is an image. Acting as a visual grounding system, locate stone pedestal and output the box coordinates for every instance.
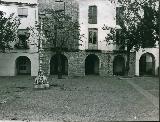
[34,71,49,89]
[34,83,49,89]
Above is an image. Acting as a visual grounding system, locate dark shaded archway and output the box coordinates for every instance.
[113,55,125,76]
[139,53,155,76]
[85,54,99,75]
[50,54,68,75]
[16,56,31,75]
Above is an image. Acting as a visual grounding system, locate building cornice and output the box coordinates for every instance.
[0,0,37,7]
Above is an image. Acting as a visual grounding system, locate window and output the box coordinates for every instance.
[118,0,122,4]
[116,7,124,25]
[88,5,97,24]
[116,29,125,50]
[14,29,30,49]
[116,29,122,45]
[88,28,98,44]
[18,8,28,17]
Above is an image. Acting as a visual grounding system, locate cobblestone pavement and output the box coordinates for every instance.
[0,76,159,121]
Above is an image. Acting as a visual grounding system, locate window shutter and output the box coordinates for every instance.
[18,8,28,17]
[88,6,97,24]
[92,6,97,24]
[116,7,124,25]
[23,8,28,16]
[18,8,23,16]
[88,31,92,43]
[93,31,97,44]
[116,29,120,44]
[88,6,92,24]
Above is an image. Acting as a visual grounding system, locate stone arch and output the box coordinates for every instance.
[113,55,125,76]
[85,54,99,75]
[139,52,155,76]
[15,56,31,75]
[50,54,68,75]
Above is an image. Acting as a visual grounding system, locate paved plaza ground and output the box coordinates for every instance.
[0,76,159,121]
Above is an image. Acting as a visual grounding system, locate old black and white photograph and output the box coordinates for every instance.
[0,0,159,121]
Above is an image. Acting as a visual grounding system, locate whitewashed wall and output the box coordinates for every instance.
[79,0,116,51]
[135,48,159,76]
[0,2,39,51]
[0,0,39,76]
[0,53,39,76]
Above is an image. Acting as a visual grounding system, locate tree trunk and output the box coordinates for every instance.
[57,51,62,79]
[54,25,63,79]
[125,50,130,76]
[1,47,5,53]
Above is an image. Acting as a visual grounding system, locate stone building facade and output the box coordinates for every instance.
[40,50,136,77]
[0,0,158,77]
[38,0,136,77]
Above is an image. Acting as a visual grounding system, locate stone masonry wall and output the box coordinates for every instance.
[67,51,86,76]
[39,49,51,76]
[40,50,136,77]
[128,52,136,76]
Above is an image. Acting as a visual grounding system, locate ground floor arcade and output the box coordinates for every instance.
[135,48,159,76]
[0,48,158,77]
[0,52,39,76]
[39,50,136,77]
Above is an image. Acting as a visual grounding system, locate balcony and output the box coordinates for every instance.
[88,43,98,50]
